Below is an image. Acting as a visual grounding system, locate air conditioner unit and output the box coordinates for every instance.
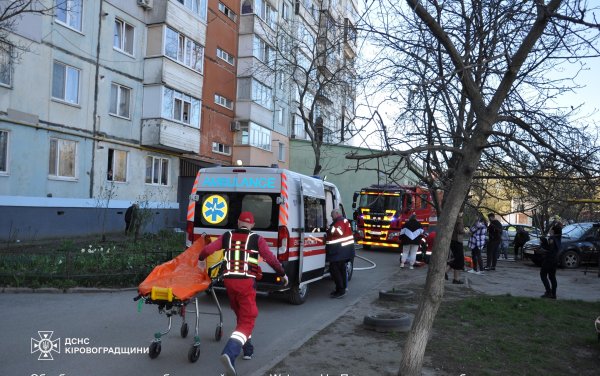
[230,121,241,132]
[137,0,153,10]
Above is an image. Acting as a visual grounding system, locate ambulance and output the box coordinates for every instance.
[185,166,353,304]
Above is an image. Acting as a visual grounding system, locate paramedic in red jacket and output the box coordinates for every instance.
[199,211,288,376]
[325,208,355,299]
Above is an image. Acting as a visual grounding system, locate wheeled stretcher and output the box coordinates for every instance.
[134,234,225,362]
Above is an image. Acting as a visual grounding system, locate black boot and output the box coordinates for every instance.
[221,338,242,376]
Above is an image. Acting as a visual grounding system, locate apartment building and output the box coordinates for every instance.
[0,0,358,241]
[0,0,208,240]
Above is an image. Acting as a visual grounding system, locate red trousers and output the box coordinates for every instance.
[224,278,258,343]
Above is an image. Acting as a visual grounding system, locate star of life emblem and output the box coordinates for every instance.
[31,331,60,360]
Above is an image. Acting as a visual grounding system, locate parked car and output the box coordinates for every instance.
[522,222,600,268]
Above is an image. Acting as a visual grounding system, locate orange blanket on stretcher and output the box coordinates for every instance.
[138,235,212,301]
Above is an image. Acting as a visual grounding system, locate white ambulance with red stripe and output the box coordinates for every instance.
[186,166,351,304]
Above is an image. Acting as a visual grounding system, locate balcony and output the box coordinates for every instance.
[144,57,203,99]
[141,118,200,153]
[344,18,357,59]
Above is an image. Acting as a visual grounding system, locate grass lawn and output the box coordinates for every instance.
[429,295,600,375]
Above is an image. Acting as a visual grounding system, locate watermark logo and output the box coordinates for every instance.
[31,331,61,360]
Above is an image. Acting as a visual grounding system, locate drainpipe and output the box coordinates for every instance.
[90,0,104,198]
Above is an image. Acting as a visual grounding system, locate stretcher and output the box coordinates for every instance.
[134,234,225,362]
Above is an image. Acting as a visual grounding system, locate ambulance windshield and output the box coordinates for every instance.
[194,192,279,231]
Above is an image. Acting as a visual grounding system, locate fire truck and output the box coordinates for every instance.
[352,184,439,258]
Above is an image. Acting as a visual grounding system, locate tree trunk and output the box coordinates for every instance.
[399,137,487,375]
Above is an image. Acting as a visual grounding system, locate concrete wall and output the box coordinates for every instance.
[289,139,419,214]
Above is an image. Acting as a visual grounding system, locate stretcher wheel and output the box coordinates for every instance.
[180,322,189,338]
[148,342,161,359]
[215,325,223,341]
[188,344,200,363]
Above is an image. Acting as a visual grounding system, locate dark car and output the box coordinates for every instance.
[522,222,600,268]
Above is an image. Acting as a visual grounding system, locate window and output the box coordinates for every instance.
[214,94,233,110]
[113,18,134,55]
[218,2,237,21]
[256,0,276,28]
[107,148,127,182]
[238,77,273,109]
[165,27,204,72]
[216,47,235,65]
[0,130,8,174]
[238,122,271,151]
[253,35,273,64]
[145,156,169,186]
[162,87,201,126]
[282,2,290,21]
[304,196,325,232]
[0,43,12,86]
[55,0,83,31]
[277,106,284,124]
[176,0,208,20]
[109,83,131,118]
[49,138,77,179]
[212,142,232,155]
[241,0,253,14]
[278,142,285,162]
[52,61,80,104]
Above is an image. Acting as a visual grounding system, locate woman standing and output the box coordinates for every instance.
[467,214,487,275]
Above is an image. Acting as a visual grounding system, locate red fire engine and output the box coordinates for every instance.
[352,185,439,259]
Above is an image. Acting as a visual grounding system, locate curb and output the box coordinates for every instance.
[1,286,137,294]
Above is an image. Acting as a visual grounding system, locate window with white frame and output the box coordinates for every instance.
[165,27,204,73]
[113,18,134,55]
[256,0,276,28]
[278,142,285,162]
[49,138,77,179]
[218,2,237,21]
[277,106,284,124]
[212,142,231,155]
[277,71,284,90]
[216,47,235,65]
[109,83,131,118]
[0,130,8,174]
[162,87,201,126]
[107,148,127,182]
[0,43,12,86]
[238,122,271,151]
[253,35,273,64]
[52,61,80,104]
[237,77,273,109]
[145,155,169,186]
[214,94,233,110]
[55,0,83,31]
[176,0,208,21]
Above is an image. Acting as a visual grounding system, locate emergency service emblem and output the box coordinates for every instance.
[31,331,60,360]
[202,195,228,224]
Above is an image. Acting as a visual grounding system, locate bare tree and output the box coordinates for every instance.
[351,1,600,375]
[246,2,362,175]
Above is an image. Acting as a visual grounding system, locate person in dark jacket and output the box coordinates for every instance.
[539,236,558,299]
[325,208,355,298]
[513,226,531,260]
[484,213,503,270]
[399,214,424,269]
[124,204,138,235]
[199,211,288,376]
[446,212,465,284]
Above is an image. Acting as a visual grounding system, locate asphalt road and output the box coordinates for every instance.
[0,247,400,376]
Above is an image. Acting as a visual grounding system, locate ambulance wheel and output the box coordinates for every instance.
[215,325,223,341]
[148,342,161,359]
[188,344,200,363]
[288,283,308,305]
[180,322,189,338]
[345,260,354,282]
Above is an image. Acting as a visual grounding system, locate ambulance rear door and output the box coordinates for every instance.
[298,175,327,283]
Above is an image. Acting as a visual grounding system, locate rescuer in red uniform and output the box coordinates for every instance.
[199,211,287,376]
[325,208,355,298]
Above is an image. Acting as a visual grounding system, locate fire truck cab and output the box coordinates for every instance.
[186,166,352,304]
[352,184,438,257]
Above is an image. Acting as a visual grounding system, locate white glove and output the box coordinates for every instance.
[281,274,289,286]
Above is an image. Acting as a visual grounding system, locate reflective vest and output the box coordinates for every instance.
[222,230,261,279]
[325,218,355,262]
